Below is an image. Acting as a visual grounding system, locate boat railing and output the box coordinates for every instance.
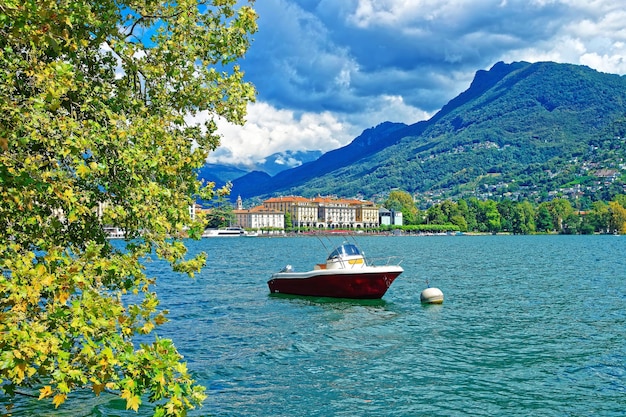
[366,256,403,267]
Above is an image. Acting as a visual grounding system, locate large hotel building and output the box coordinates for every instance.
[233,195,386,230]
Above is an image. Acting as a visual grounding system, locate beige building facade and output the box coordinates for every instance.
[234,195,284,230]
[260,195,380,229]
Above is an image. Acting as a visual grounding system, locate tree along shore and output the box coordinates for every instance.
[382,194,626,235]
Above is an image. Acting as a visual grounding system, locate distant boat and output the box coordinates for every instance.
[104,226,125,239]
[202,226,245,237]
[267,242,403,299]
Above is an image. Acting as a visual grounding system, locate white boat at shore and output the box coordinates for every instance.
[202,226,246,237]
[104,226,125,239]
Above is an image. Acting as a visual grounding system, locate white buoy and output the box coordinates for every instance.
[420,287,444,304]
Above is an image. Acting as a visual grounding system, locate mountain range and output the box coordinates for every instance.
[199,61,626,206]
[198,149,323,184]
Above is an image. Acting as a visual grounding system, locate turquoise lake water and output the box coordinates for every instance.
[9,235,626,416]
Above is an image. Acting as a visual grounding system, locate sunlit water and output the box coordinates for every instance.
[7,235,626,416]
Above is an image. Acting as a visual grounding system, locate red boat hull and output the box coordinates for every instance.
[267,270,402,299]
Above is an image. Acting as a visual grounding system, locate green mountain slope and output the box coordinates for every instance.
[234,61,626,204]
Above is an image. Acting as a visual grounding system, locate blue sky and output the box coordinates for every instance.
[199,0,626,169]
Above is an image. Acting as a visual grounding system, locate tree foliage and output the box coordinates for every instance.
[1,0,257,415]
[384,190,419,224]
[205,200,235,229]
[393,194,626,235]
[608,201,626,234]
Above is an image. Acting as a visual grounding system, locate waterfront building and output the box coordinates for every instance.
[234,205,285,230]
[313,196,356,228]
[262,195,381,229]
[356,201,380,228]
[263,196,318,228]
[379,207,403,226]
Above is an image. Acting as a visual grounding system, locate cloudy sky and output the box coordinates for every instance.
[206,0,626,169]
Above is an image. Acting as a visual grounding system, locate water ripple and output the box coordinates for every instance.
[10,235,626,416]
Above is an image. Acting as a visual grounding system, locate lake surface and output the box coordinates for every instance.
[11,235,626,416]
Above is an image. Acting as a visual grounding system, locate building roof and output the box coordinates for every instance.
[234,206,283,214]
[264,196,311,204]
[263,195,376,208]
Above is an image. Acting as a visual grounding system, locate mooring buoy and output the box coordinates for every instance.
[420,287,444,304]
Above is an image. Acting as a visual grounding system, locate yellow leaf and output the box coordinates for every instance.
[58,291,70,304]
[14,363,26,381]
[52,393,67,408]
[35,263,46,275]
[175,362,188,375]
[121,388,132,400]
[41,273,53,287]
[39,385,53,400]
[155,372,166,386]
[140,322,154,334]
[63,188,74,200]
[76,164,89,177]
[126,395,141,411]
[165,401,177,415]
[154,313,168,326]
[124,379,136,390]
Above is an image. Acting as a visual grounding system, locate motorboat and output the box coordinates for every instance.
[268,242,403,299]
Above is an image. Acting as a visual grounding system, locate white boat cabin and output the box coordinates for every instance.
[316,243,366,270]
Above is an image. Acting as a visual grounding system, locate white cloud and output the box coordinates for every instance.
[580,51,626,74]
[347,0,459,28]
[202,102,349,167]
[498,3,626,74]
[348,95,431,131]
[197,95,430,167]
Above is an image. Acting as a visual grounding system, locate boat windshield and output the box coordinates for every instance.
[327,244,361,260]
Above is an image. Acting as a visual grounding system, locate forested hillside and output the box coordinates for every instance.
[228,61,626,208]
